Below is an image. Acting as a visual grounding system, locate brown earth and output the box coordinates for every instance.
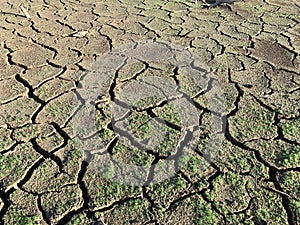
[0,0,299,225]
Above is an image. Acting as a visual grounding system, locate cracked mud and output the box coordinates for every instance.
[0,0,299,225]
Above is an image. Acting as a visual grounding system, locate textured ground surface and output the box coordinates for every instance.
[0,0,299,224]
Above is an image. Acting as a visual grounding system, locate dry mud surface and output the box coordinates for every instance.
[0,0,299,224]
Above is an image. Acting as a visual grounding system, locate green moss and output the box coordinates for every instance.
[133,96,161,109]
[4,209,40,225]
[230,95,277,142]
[176,69,205,97]
[188,196,222,225]
[3,190,42,225]
[41,185,82,222]
[98,128,115,145]
[248,139,300,168]
[0,127,12,150]
[0,153,21,177]
[127,111,153,142]
[95,102,111,129]
[205,171,250,214]
[124,108,181,157]
[12,124,41,142]
[291,200,300,224]
[66,212,94,225]
[281,118,300,140]
[157,126,181,156]
[281,144,300,167]
[147,174,189,209]
[195,205,220,225]
[0,143,39,188]
[101,198,151,225]
[153,102,182,126]
[112,142,154,166]
[251,187,289,224]
[280,171,300,189]
[234,106,274,137]
[85,169,141,209]
[47,104,63,117]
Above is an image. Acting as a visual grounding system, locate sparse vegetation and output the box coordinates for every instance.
[0,0,298,224]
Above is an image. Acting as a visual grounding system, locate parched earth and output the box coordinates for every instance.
[0,0,299,224]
